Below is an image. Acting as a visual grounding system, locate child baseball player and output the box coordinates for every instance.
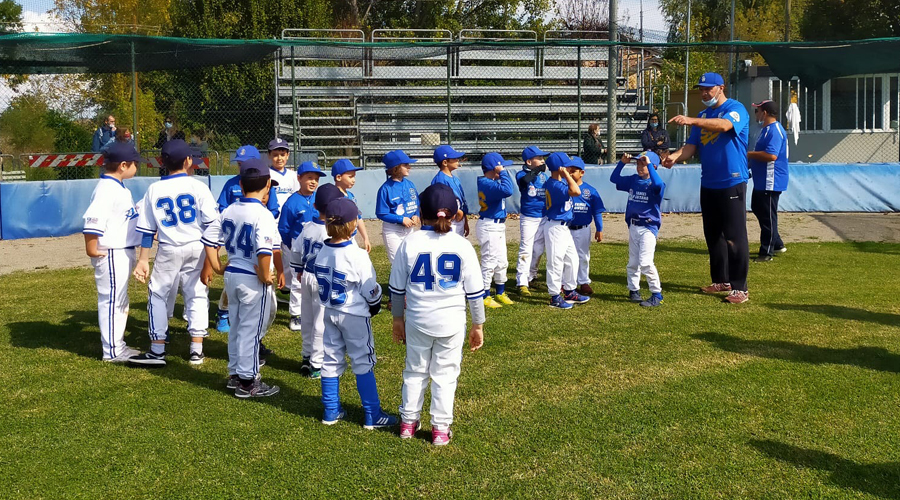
[375,150,420,264]
[476,152,515,309]
[202,158,285,397]
[82,142,142,362]
[279,161,325,331]
[568,156,606,296]
[289,183,345,379]
[431,145,469,237]
[610,151,666,307]
[542,152,590,309]
[390,183,486,446]
[129,140,219,367]
[515,146,549,295]
[331,158,372,252]
[267,138,300,298]
[315,197,397,429]
[214,145,279,333]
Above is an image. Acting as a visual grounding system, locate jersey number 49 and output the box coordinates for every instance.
[411,252,461,290]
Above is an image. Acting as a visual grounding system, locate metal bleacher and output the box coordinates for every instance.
[276,29,657,167]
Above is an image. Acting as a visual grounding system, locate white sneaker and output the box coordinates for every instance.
[104,346,140,363]
[289,316,302,331]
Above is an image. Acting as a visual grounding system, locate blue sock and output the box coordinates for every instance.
[496,283,505,295]
[652,292,663,299]
[484,290,491,299]
[218,309,228,319]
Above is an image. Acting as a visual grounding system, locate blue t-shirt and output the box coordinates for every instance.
[375,177,419,225]
[611,161,666,236]
[570,181,605,231]
[431,171,469,215]
[477,170,514,220]
[217,175,280,218]
[749,121,789,192]
[686,98,750,189]
[515,166,548,218]
[277,191,317,245]
[543,177,574,223]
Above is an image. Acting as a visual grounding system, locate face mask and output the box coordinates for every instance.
[650,122,658,128]
[701,88,719,107]
[164,122,173,129]
[757,120,764,126]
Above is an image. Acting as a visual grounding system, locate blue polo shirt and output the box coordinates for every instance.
[515,166,548,218]
[477,170,514,220]
[570,181,605,231]
[686,98,750,189]
[217,175,280,218]
[749,121,789,192]
[431,171,469,215]
[543,177,574,223]
[611,161,666,236]
[375,177,419,224]
[277,191,317,245]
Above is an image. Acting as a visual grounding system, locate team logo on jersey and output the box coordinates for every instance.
[582,190,591,199]
[86,217,99,225]
[264,236,272,245]
[125,208,139,220]
[527,185,537,197]
[729,111,741,122]
[564,199,573,211]
[409,188,416,197]
[396,205,405,216]
[700,129,721,146]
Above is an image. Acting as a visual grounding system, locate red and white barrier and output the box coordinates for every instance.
[26,154,104,168]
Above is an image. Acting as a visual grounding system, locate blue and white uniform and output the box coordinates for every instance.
[476,169,514,293]
[83,175,141,360]
[290,218,328,369]
[202,198,281,381]
[279,190,317,317]
[217,175,280,218]
[375,177,419,263]
[749,121,789,192]
[515,165,548,287]
[542,175,578,296]
[270,166,300,287]
[431,171,468,236]
[611,161,666,294]
[570,181,605,286]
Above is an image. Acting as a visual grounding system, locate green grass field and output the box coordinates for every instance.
[2,241,899,499]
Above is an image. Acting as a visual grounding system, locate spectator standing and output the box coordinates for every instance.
[581,123,606,164]
[641,113,671,159]
[748,100,789,263]
[154,115,185,149]
[91,115,117,153]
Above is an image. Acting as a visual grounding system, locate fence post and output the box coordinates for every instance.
[607,0,618,162]
[446,45,452,144]
[577,44,582,157]
[131,41,139,152]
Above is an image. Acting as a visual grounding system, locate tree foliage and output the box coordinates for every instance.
[0,0,22,33]
[0,94,57,154]
[799,0,900,40]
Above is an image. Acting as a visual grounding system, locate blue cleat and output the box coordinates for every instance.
[216,310,230,333]
[640,293,664,307]
[549,294,574,310]
[322,408,346,425]
[364,410,399,430]
[628,290,643,302]
[563,290,590,304]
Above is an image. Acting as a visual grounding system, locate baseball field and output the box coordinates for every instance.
[2,238,899,499]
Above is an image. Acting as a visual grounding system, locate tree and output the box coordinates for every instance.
[800,0,900,40]
[0,0,22,33]
[556,0,611,33]
[0,94,57,154]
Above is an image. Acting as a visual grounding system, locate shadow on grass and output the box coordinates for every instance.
[692,332,900,374]
[656,244,710,256]
[592,273,702,295]
[750,439,900,499]
[766,303,900,327]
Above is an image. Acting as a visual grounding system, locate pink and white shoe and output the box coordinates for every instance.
[400,420,421,439]
[432,427,453,446]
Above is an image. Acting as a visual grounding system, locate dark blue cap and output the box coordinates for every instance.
[695,72,725,88]
[331,158,363,177]
[324,197,359,225]
[481,152,514,172]
[419,183,457,220]
[569,156,586,170]
[297,160,325,177]
[546,152,575,172]
[190,150,207,169]
[232,145,260,162]
[314,183,345,211]
[522,145,549,161]
[161,139,192,168]
[267,138,290,151]
[433,145,465,164]
[240,158,279,186]
[104,142,143,164]
[382,150,417,169]
[636,151,661,167]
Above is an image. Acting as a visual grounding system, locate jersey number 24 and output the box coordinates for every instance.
[221,220,254,258]
[411,252,461,290]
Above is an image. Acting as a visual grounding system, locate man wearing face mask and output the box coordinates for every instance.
[748,100,788,263]
[641,113,670,159]
[154,115,185,149]
[662,72,751,304]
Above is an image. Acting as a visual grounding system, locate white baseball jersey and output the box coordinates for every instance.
[314,240,382,317]
[290,219,328,274]
[389,228,483,337]
[202,198,282,275]
[270,167,300,211]
[83,175,141,250]
[136,173,218,245]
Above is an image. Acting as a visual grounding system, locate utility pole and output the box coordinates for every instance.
[683,0,692,143]
[607,0,618,161]
[729,0,735,85]
[785,0,791,41]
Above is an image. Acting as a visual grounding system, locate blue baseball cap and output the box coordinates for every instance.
[190,150,206,169]
[104,142,143,164]
[382,150,417,169]
[324,197,359,225]
[331,158,363,177]
[636,151,661,167]
[522,145,549,161]
[160,139,193,168]
[481,152,514,172]
[232,145,261,162]
[569,156,586,170]
[267,138,290,151]
[546,152,575,172]
[239,158,279,186]
[419,183,457,220]
[314,183,345,212]
[695,72,725,88]
[297,160,326,177]
[433,145,465,164]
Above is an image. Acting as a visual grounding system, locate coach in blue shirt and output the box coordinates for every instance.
[748,99,789,262]
[664,72,751,304]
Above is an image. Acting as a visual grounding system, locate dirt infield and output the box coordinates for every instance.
[1,212,898,275]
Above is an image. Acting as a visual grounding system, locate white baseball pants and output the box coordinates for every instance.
[543,220,578,295]
[516,215,545,286]
[224,271,273,380]
[382,223,413,264]
[476,218,508,290]
[321,311,376,378]
[399,322,466,428]
[571,226,593,286]
[281,242,293,290]
[147,241,209,340]
[92,248,136,360]
[300,270,325,368]
[626,224,662,294]
[288,241,303,317]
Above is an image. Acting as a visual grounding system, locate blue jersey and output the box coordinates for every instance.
[477,170,514,219]
[278,191,317,245]
[686,98,749,189]
[570,181,605,231]
[543,177,574,222]
[216,175,280,218]
[375,178,419,224]
[431,171,469,215]
[749,121,789,192]
[515,166,548,218]
[611,161,666,236]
